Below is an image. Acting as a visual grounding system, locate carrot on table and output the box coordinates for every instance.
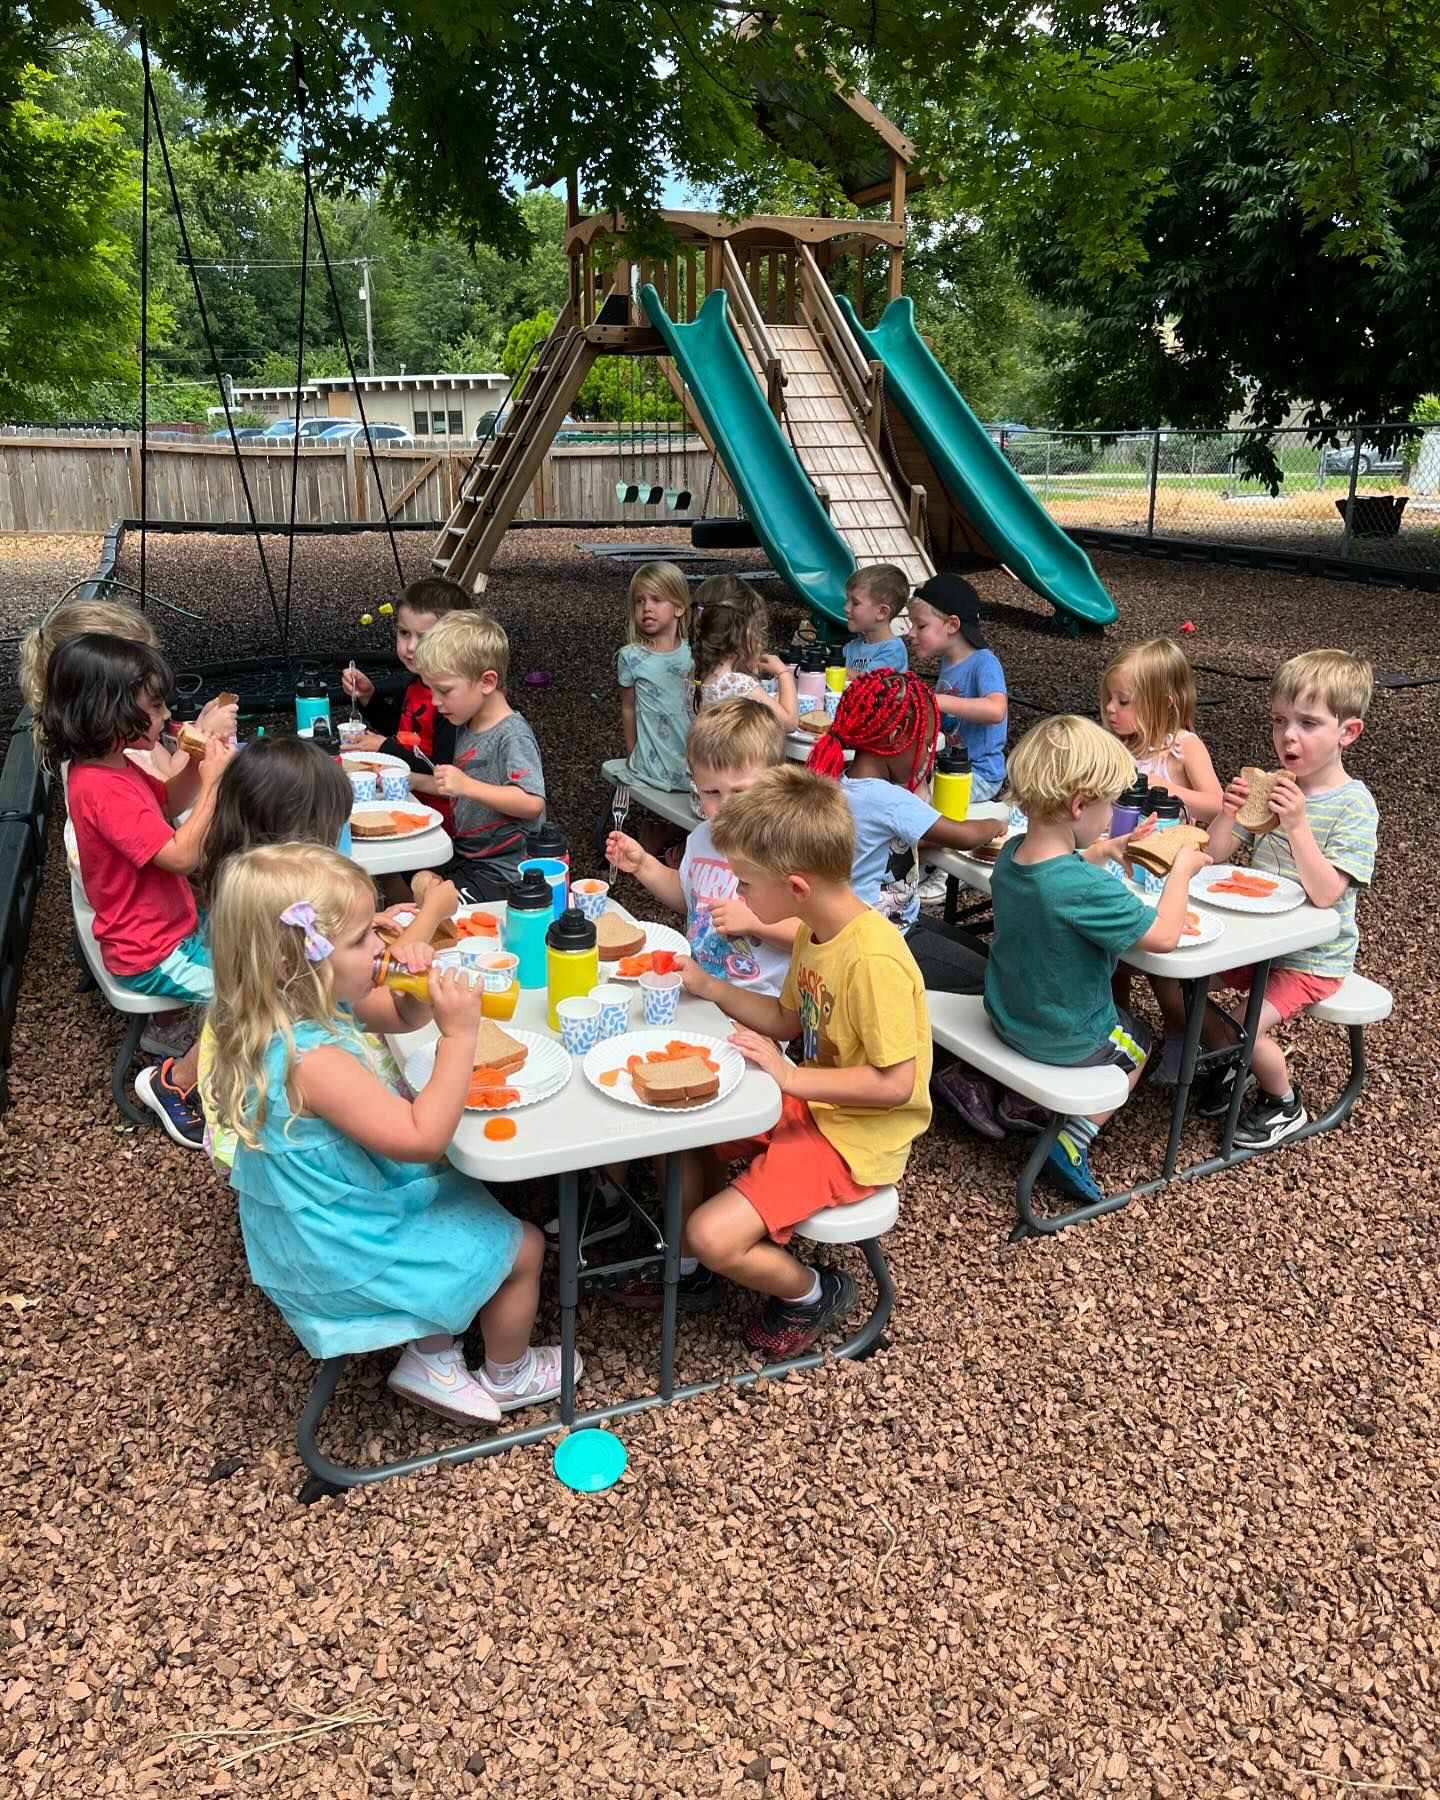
[598,1069,621,1087]
[483,1118,517,1141]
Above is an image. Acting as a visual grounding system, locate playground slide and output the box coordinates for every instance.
[838,295,1118,629]
[639,285,855,627]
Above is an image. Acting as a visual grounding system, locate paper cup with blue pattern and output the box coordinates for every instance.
[347,769,378,803]
[572,878,610,922]
[380,767,412,802]
[639,971,682,1027]
[589,982,631,1040]
[556,997,602,1055]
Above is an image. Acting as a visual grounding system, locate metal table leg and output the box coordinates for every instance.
[556,1170,580,1426]
[1219,960,1271,1161]
[1160,976,1206,1178]
[658,1151,683,1401]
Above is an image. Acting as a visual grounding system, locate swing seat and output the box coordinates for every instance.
[643,484,665,507]
[664,488,693,512]
[615,480,641,504]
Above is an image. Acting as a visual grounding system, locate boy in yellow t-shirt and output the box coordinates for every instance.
[676,764,931,1355]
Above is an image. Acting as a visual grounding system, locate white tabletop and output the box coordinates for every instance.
[389,985,782,1183]
[350,823,453,877]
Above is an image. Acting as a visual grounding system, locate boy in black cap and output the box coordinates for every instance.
[908,575,1008,801]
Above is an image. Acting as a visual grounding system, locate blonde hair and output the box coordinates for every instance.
[627,562,692,645]
[203,843,376,1153]
[845,563,908,617]
[1007,714,1136,821]
[20,597,158,737]
[687,697,787,774]
[1272,648,1373,721]
[413,608,509,686]
[692,576,768,682]
[710,765,854,885]
[1100,637,1197,758]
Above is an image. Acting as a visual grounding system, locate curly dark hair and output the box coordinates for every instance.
[398,575,473,619]
[196,736,351,907]
[37,632,174,768]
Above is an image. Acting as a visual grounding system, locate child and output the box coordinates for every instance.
[205,842,572,1422]
[842,564,909,678]
[617,561,694,791]
[1100,637,1222,822]
[906,575,1008,801]
[1193,649,1377,1149]
[984,715,1209,1203]
[39,632,233,1147]
[691,577,799,731]
[414,610,546,900]
[341,574,472,826]
[664,767,931,1354]
[807,670,1005,993]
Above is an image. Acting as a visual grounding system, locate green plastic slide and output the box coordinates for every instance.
[639,284,856,626]
[838,295,1117,629]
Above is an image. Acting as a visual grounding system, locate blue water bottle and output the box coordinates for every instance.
[295,670,332,736]
[505,868,553,990]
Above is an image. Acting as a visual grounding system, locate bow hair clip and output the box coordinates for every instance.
[278,901,333,962]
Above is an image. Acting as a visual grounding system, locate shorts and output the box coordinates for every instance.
[1213,964,1343,1023]
[710,1091,878,1245]
[1075,1007,1153,1075]
[436,857,519,905]
[117,929,214,1004]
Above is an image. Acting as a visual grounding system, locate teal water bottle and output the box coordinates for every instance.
[295,670,331,736]
[505,869,553,990]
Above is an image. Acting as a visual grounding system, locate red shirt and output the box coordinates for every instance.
[67,761,198,976]
[395,676,455,830]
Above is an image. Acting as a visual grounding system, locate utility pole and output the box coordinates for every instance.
[358,259,376,376]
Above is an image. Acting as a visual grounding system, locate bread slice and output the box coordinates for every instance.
[1236,767,1282,835]
[472,1019,528,1078]
[214,690,238,709]
[349,811,398,839]
[1128,823,1209,878]
[798,710,830,735]
[596,909,647,962]
[177,722,209,759]
[632,1055,720,1107]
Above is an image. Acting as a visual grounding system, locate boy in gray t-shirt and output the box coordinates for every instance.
[414,611,547,900]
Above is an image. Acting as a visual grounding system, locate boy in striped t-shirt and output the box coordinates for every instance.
[1199,649,1378,1148]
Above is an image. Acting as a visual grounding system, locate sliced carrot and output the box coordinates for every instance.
[664,1040,691,1056]
[471,1066,506,1084]
[626,1055,645,1075]
[598,1069,620,1087]
[484,1118,517,1141]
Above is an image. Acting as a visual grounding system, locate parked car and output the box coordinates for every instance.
[318,422,414,446]
[473,409,581,443]
[256,417,354,444]
[1320,442,1404,476]
[209,425,266,442]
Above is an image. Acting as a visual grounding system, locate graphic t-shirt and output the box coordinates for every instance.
[779,908,932,1186]
[67,760,197,975]
[617,641,694,790]
[936,647,1007,793]
[449,711,546,884]
[844,635,909,678]
[841,776,940,929]
[677,820,790,996]
[1237,777,1377,976]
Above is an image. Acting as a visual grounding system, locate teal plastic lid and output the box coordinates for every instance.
[553,1428,626,1491]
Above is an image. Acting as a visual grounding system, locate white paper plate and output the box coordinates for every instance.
[598,911,691,978]
[403,1028,571,1113]
[350,799,444,840]
[582,1030,744,1114]
[341,749,409,772]
[386,900,508,934]
[1136,892,1226,946]
[1190,863,1306,914]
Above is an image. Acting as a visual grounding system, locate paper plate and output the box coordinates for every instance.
[1136,892,1226,946]
[349,799,444,840]
[599,914,691,979]
[582,1029,744,1113]
[403,1028,571,1112]
[340,749,409,773]
[1190,863,1306,914]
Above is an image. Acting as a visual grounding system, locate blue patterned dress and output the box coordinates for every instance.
[617,641,694,790]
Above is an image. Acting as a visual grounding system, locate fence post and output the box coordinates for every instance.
[1043,433,1052,505]
[1146,428,1161,539]
[1340,419,1361,560]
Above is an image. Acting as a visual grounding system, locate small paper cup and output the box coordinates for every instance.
[475,951,519,994]
[589,982,630,1040]
[638,970,681,1027]
[556,996,602,1055]
[572,878,610,922]
[380,768,412,802]
[348,769,377,803]
[823,689,841,717]
[431,949,479,987]
[337,719,366,748]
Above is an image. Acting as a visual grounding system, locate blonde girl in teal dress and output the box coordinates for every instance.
[205,842,579,1426]
[617,560,694,791]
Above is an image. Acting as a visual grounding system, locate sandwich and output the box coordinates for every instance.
[176,722,209,759]
[798,710,831,735]
[472,1019,528,1078]
[597,908,647,962]
[1128,823,1209,879]
[215,691,238,709]
[632,1055,720,1107]
[1236,767,1282,836]
[349,811,398,839]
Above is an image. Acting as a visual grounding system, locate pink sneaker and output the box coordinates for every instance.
[387,1342,501,1425]
[477,1345,578,1413]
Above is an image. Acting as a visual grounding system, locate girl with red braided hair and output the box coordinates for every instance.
[805,670,1000,994]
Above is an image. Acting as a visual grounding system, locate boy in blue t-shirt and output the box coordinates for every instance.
[908,575,1007,800]
[842,564,909,678]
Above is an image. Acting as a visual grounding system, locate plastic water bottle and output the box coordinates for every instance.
[505,869,553,990]
[295,671,331,736]
[932,744,973,821]
[545,907,599,1031]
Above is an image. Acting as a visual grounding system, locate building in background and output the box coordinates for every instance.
[229,372,510,439]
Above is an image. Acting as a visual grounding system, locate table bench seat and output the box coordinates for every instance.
[70,886,173,1127]
[1309,972,1393,1027]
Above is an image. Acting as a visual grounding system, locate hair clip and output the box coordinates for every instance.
[278,900,333,962]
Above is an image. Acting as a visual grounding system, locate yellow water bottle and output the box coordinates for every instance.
[545,907,599,1031]
[933,744,973,821]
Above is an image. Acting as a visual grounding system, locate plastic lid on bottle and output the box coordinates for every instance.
[525,821,566,854]
[936,743,971,775]
[1150,788,1184,819]
[1117,773,1150,806]
[546,906,596,951]
[800,645,830,671]
[508,870,553,912]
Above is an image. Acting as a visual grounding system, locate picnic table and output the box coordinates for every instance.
[347,817,452,877]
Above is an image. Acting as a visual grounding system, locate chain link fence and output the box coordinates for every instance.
[993,422,1440,578]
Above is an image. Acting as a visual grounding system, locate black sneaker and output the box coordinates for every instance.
[543,1176,634,1252]
[1193,1061,1254,1118]
[135,1059,205,1150]
[743,1267,858,1356]
[606,1267,725,1313]
[1234,1086,1308,1150]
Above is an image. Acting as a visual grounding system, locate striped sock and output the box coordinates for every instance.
[1060,1116,1099,1151]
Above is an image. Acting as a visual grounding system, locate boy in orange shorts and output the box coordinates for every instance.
[673,765,931,1354]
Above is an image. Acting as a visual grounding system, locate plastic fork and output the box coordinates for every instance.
[607,782,631,886]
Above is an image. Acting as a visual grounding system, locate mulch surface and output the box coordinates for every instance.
[3,527,1439,1798]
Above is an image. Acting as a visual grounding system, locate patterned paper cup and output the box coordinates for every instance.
[589,982,630,1040]
[556,997,602,1055]
[380,768,412,802]
[572,878,610,922]
[347,769,377,803]
[639,971,682,1027]
[338,719,367,748]
[475,952,519,994]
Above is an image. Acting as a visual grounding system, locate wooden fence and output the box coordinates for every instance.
[0,436,736,533]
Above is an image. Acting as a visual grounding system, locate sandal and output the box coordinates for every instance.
[477,1345,578,1413]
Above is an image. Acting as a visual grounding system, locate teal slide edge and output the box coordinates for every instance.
[639,284,856,626]
[838,294,1117,628]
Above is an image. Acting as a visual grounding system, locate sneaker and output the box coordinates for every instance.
[543,1175,633,1252]
[387,1342,502,1425]
[140,1008,195,1060]
[606,1267,725,1313]
[1234,1086,1308,1150]
[917,868,949,907]
[1152,1031,1185,1087]
[1193,1061,1255,1118]
[476,1345,577,1413]
[743,1267,859,1356]
[134,1059,205,1149]
[996,1089,1051,1136]
[931,1063,1005,1140]
[1045,1130,1104,1205]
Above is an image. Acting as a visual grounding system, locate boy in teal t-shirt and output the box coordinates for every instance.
[983,715,1209,1205]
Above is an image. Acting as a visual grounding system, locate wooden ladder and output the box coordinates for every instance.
[431,317,599,591]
